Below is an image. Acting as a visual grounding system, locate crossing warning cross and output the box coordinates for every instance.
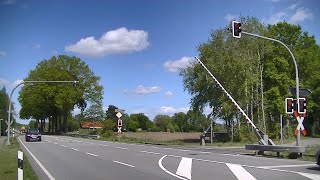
[293,112,307,136]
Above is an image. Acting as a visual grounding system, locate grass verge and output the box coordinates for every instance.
[0,137,38,180]
[265,145,320,162]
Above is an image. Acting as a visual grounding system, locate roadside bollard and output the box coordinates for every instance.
[200,134,205,146]
[18,150,23,180]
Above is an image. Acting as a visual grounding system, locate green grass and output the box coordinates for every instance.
[264,145,320,161]
[0,137,38,180]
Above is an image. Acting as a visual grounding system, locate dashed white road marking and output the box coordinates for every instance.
[199,151,211,154]
[71,148,79,151]
[226,163,257,180]
[115,147,127,150]
[113,160,135,168]
[176,157,192,180]
[61,145,67,148]
[179,149,190,152]
[259,164,316,168]
[86,152,98,157]
[140,150,161,155]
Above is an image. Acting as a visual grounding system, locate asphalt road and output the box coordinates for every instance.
[17,135,320,180]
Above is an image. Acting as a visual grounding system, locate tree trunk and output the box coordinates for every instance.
[48,117,51,133]
[63,112,67,133]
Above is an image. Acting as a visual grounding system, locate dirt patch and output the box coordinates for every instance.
[122,132,201,142]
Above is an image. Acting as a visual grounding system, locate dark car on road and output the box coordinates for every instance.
[25,128,41,142]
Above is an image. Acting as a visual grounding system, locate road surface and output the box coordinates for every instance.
[17,135,320,180]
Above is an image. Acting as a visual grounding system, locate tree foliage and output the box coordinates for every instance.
[180,17,320,140]
[19,55,103,133]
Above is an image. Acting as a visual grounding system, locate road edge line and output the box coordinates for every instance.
[18,137,55,180]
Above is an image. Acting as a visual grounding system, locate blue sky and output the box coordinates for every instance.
[0,0,319,124]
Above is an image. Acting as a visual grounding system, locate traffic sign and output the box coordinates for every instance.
[117,127,122,134]
[116,112,122,119]
[295,116,306,136]
[117,119,122,127]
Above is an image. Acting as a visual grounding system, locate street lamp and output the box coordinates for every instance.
[6,80,78,145]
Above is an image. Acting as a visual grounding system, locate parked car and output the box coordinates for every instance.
[25,128,41,142]
[316,150,320,166]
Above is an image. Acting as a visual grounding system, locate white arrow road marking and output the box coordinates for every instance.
[226,163,256,180]
[176,157,193,180]
[158,155,188,180]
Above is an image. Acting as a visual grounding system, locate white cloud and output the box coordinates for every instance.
[2,0,16,5]
[289,7,313,23]
[133,85,161,95]
[52,50,58,55]
[271,0,279,2]
[0,51,6,57]
[65,27,149,57]
[265,5,313,25]
[0,78,23,89]
[265,12,287,24]
[164,91,173,97]
[12,79,23,87]
[288,4,298,10]
[158,106,189,115]
[32,43,41,49]
[224,14,237,22]
[164,56,194,73]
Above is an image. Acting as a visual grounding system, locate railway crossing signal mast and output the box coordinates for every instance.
[194,56,274,146]
[228,20,303,146]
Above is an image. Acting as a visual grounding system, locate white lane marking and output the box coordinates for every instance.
[259,164,316,168]
[54,143,58,145]
[298,172,320,180]
[179,149,190,152]
[164,147,174,150]
[71,148,79,151]
[158,155,188,180]
[18,137,56,180]
[140,150,161,155]
[61,145,67,148]
[86,152,98,157]
[176,157,192,180]
[115,147,127,150]
[199,151,211,154]
[113,160,135,168]
[258,166,320,180]
[226,163,257,180]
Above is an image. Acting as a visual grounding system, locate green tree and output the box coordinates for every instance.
[105,105,118,120]
[19,55,103,133]
[172,112,188,132]
[130,113,151,130]
[154,115,172,132]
